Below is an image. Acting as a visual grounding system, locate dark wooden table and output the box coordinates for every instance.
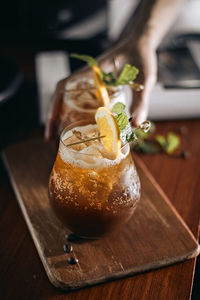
[0,48,200,300]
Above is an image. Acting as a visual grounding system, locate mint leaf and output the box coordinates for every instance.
[112,101,151,145]
[155,132,180,154]
[120,123,136,143]
[126,131,138,143]
[70,54,139,87]
[112,102,126,114]
[116,64,139,85]
[115,112,129,131]
[100,71,117,85]
[166,132,180,154]
[155,134,167,150]
[112,102,129,133]
[70,53,98,67]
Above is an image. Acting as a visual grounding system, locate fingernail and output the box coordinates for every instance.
[136,112,147,125]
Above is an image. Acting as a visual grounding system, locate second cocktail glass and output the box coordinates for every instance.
[57,78,131,135]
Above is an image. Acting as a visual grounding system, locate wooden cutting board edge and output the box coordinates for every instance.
[133,155,200,249]
[2,142,200,291]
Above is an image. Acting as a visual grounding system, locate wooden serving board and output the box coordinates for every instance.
[3,139,199,291]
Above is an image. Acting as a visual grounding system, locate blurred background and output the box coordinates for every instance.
[0,0,200,130]
[0,1,199,298]
[0,0,200,147]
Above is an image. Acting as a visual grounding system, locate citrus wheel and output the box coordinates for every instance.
[95,107,121,158]
[93,65,110,106]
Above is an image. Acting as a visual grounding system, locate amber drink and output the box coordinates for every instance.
[58,79,131,134]
[49,119,140,238]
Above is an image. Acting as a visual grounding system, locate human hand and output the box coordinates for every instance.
[45,36,157,140]
[98,36,157,126]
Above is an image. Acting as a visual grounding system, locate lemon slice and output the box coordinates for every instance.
[95,107,121,158]
[93,65,110,106]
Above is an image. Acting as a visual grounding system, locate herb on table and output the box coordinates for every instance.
[133,125,181,156]
[155,132,180,155]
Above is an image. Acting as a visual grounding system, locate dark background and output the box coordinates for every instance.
[0,1,199,299]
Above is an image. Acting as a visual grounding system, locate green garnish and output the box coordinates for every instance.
[112,102,129,132]
[155,132,180,154]
[116,64,139,85]
[112,102,179,157]
[100,70,117,85]
[109,102,181,156]
[70,53,98,67]
[115,112,129,131]
[112,102,151,144]
[70,53,139,87]
[133,124,181,156]
[112,102,126,114]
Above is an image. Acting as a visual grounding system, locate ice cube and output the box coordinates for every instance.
[80,144,103,164]
[63,132,87,151]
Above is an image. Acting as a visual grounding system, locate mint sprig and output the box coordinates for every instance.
[116,64,139,85]
[112,102,151,144]
[115,112,129,131]
[133,125,181,156]
[112,102,129,134]
[112,102,126,114]
[70,53,139,86]
[70,53,98,67]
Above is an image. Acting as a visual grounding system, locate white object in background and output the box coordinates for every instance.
[58,8,106,39]
[108,0,139,41]
[35,51,200,123]
[35,51,71,124]
[148,83,200,120]
[187,41,200,70]
[170,0,200,35]
[160,0,200,48]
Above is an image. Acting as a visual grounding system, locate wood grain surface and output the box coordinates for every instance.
[2,139,199,292]
[0,45,200,299]
[0,120,200,300]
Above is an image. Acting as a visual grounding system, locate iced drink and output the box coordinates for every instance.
[49,119,140,238]
[58,79,131,136]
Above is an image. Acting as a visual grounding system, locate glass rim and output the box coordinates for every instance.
[63,82,123,113]
[60,119,129,157]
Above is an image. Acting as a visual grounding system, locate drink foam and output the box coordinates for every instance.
[59,124,130,169]
[64,80,99,113]
[64,80,131,115]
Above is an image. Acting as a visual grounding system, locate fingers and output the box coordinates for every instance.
[131,49,157,126]
[131,90,149,126]
[131,74,156,126]
[98,45,127,74]
[45,79,66,140]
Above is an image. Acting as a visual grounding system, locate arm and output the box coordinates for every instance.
[120,0,183,49]
[45,0,183,139]
[99,0,183,125]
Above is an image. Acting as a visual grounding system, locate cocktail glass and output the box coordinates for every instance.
[49,119,140,238]
[57,78,131,136]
